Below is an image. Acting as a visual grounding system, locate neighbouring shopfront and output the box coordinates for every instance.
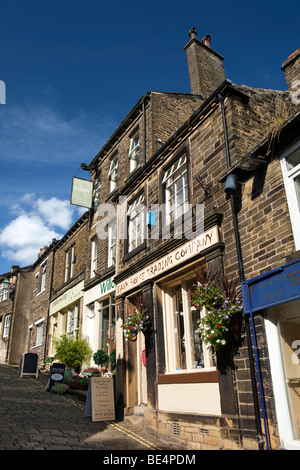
[82,276,116,369]
[48,280,84,358]
[242,257,300,450]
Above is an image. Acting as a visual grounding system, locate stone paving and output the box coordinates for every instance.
[0,363,185,452]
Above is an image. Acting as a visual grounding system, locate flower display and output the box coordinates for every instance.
[190,272,243,351]
[122,304,150,341]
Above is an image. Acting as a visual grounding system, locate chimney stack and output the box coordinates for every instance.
[184,28,225,99]
[281,49,300,90]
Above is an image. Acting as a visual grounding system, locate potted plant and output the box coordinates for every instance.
[93,349,109,368]
[53,336,92,376]
[51,383,69,395]
[190,270,243,352]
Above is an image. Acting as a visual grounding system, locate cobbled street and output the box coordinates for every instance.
[0,363,185,454]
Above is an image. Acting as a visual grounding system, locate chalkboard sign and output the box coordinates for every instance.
[19,353,39,378]
[84,376,115,422]
[47,363,66,391]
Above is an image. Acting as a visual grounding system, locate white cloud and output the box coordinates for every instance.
[35,197,74,230]
[0,194,83,267]
[0,214,62,266]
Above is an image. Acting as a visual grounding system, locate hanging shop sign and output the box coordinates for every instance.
[70,177,93,209]
[242,258,300,314]
[50,280,84,316]
[115,225,219,296]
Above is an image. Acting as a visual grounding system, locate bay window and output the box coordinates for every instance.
[162,280,215,372]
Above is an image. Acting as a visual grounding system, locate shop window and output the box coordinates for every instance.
[108,155,118,193]
[98,296,116,367]
[61,306,79,340]
[162,281,215,372]
[281,141,300,249]
[108,220,117,267]
[3,315,10,338]
[127,194,146,253]
[129,132,139,172]
[267,300,300,444]
[162,154,189,226]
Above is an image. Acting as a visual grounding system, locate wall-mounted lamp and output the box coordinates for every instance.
[225,173,238,196]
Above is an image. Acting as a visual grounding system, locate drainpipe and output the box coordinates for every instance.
[218,94,268,450]
[142,98,146,166]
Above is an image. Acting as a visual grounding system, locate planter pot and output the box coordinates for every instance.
[63,368,73,384]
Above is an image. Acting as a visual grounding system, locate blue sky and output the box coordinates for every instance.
[0,0,299,274]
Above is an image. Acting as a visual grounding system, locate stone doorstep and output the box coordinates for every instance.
[123,414,145,431]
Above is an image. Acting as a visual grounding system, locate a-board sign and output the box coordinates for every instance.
[84,376,115,422]
[19,353,39,378]
[47,363,65,391]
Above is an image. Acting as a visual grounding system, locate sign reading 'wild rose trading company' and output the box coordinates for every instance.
[115,225,219,296]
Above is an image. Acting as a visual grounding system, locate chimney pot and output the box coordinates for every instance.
[189,27,197,40]
[202,34,211,48]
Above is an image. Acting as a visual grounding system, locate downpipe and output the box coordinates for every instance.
[218,94,269,450]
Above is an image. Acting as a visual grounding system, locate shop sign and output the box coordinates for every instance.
[50,280,84,315]
[83,277,115,305]
[242,258,300,314]
[116,225,219,296]
[70,177,93,208]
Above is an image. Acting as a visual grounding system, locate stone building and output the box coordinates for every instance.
[80,88,204,369]
[25,241,57,367]
[80,29,300,450]
[0,265,33,364]
[47,211,89,360]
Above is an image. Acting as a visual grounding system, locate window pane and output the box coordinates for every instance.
[174,287,186,370]
[286,147,300,171]
[294,174,300,210]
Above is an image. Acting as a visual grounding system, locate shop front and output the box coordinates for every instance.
[242,257,300,450]
[114,223,233,445]
[82,276,115,370]
[48,280,85,358]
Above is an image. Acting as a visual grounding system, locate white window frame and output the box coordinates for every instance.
[3,315,10,338]
[65,246,75,282]
[129,132,139,172]
[162,155,189,226]
[61,305,79,340]
[0,281,9,302]
[40,260,47,293]
[93,175,101,208]
[108,220,117,267]
[91,239,98,278]
[127,194,146,253]
[162,280,215,373]
[280,140,300,250]
[35,318,44,347]
[108,156,118,193]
